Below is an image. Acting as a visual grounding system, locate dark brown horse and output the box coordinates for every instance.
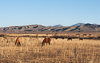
[90,37,95,40]
[42,37,51,46]
[67,37,72,41]
[15,37,22,46]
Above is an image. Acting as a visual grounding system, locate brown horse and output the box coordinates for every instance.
[42,37,51,46]
[15,37,22,46]
[67,37,72,41]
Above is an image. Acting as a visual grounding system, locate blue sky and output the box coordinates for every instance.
[0,0,100,27]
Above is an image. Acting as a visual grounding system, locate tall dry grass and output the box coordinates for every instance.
[0,36,100,63]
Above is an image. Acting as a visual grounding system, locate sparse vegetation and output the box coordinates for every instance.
[0,34,100,63]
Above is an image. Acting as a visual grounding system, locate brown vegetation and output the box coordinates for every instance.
[0,34,100,63]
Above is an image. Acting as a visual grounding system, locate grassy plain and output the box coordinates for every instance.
[0,34,100,63]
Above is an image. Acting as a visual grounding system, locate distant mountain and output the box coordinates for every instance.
[53,24,63,27]
[0,23,100,34]
[71,23,85,26]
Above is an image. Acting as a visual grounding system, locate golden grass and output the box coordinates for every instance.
[0,34,100,63]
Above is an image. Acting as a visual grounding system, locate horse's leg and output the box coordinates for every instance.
[42,42,45,46]
[46,42,47,46]
[42,43,43,46]
[49,42,50,45]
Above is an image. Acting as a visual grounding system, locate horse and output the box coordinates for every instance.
[67,37,72,41]
[15,37,22,46]
[42,37,51,46]
[90,37,95,40]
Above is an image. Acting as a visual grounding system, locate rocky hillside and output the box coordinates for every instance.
[0,23,100,34]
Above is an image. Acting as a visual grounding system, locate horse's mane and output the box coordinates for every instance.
[15,37,20,45]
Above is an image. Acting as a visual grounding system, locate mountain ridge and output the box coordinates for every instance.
[71,23,85,26]
[0,23,100,34]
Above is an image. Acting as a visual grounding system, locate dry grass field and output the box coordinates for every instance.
[0,34,100,63]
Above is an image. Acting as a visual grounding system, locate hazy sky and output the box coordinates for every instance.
[0,0,100,27]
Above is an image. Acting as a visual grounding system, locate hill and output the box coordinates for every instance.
[0,23,100,34]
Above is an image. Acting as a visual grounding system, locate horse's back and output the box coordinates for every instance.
[17,37,22,42]
[43,37,51,42]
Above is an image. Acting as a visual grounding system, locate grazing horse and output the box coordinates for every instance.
[62,37,64,39]
[55,37,58,39]
[54,36,58,39]
[67,37,72,41]
[15,37,22,46]
[90,37,95,40]
[42,37,51,46]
